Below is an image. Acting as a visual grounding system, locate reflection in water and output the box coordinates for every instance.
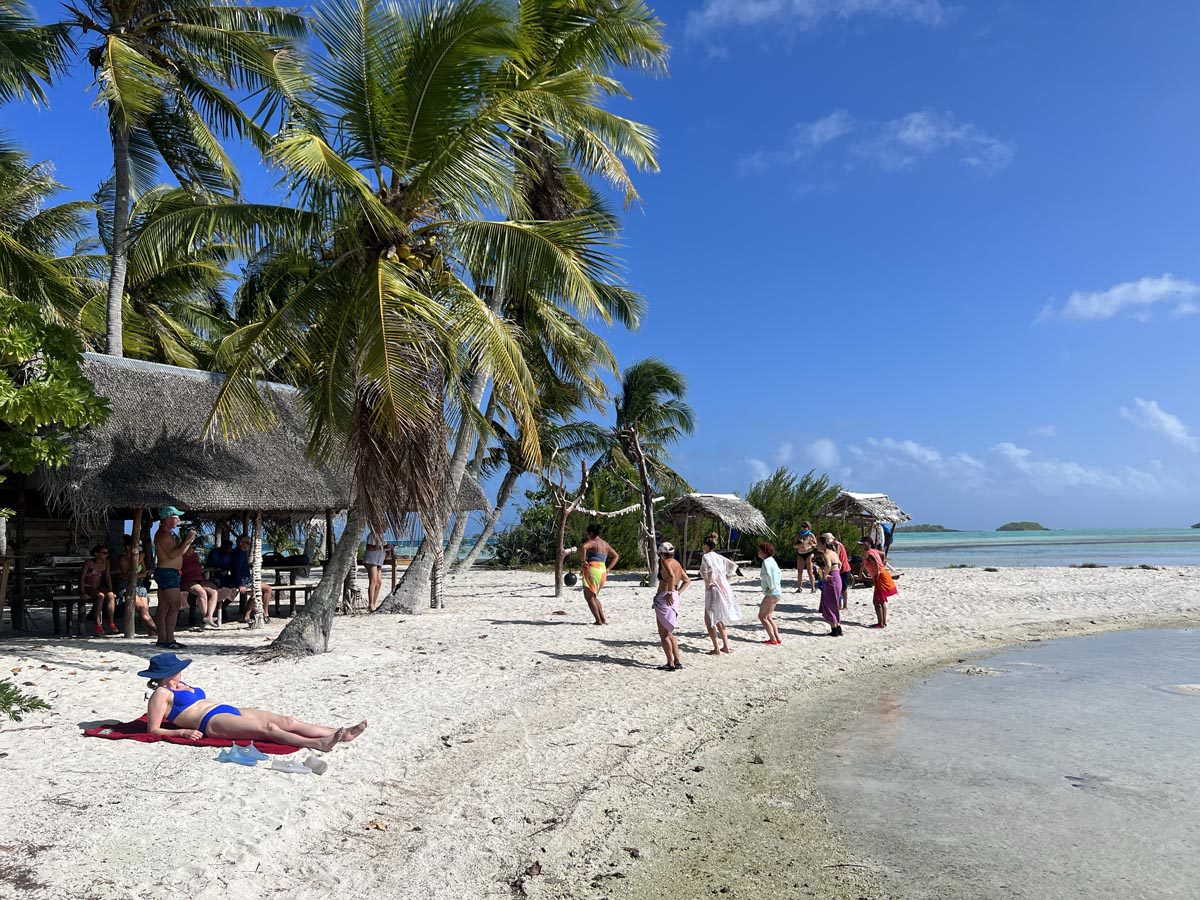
[821,629,1200,900]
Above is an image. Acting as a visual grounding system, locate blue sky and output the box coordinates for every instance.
[7,0,1200,529]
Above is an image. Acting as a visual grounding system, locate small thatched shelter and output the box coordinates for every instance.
[659,493,772,570]
[818,491,911,527]
[41,354,487,524]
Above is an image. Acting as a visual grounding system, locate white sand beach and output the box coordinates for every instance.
[1,565,1198,899]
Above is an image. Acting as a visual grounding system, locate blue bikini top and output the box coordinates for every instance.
[166,685,206,722]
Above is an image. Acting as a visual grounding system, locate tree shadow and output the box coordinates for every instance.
[485,618,575,627]
[590,636,708,656]
[538,650,651,669]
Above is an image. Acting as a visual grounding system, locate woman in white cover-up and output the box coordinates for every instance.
[700,537,742,655]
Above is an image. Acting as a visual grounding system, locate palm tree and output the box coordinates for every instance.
[59,0,308,356]
[210,0,643,651]
[610,357,695,579]
[0,0,70,107]
[0,135,94,321]
[403,0,666,595]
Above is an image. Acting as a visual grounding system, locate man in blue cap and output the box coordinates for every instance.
[153,506,195,650]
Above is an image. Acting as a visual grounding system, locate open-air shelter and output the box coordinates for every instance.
[658,492,772,571]
[2,354,486,635]
[818,491,911,530]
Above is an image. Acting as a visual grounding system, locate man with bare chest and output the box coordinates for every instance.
[153,507,196,649]
[653,542,690,672]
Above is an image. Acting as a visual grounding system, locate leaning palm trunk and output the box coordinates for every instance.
[455,466,519,572]
[443,393,498,566]
[104,117,131,357]
[389,363,492,605]
[268,502,366,656]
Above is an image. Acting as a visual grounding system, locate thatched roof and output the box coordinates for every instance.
[41,354,487,522]
[819,491,910,525]
[659,493,772,536]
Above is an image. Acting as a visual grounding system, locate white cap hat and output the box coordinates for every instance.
[658,542,675,555]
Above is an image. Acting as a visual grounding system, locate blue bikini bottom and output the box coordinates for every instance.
[200,704,241,735]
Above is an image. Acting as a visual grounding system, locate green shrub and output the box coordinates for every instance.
[735,467,848,567]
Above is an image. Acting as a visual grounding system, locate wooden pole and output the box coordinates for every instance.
[390,548,397,593]
[682,515,690,574]
[325,509,334,563]
[0,556,10,632]
[124,508,143,637]
[250,512,264,628]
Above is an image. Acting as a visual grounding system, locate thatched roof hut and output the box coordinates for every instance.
[818,491,910,526]
[659,493,772,536]
[39,354,487,525]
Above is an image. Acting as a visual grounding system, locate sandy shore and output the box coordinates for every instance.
[1,565,1197,899]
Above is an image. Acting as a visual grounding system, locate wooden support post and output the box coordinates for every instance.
[124,509,143,637]
[13,489,26,630]
[249,512,264,628]
[325,509,334,563]
[390,550,397,593]
[0,556,10,632]
[682,516,690,574]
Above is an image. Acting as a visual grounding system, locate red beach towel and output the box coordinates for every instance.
[82,716,297,754]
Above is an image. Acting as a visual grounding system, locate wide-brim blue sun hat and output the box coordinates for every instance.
[137,652,191,680]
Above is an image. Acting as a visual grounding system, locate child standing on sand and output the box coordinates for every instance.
[860,538,898,628]
[757,541,783,645]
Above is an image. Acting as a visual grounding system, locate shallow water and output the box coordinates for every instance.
[889,527,1200,568]
[821,628,1200,899]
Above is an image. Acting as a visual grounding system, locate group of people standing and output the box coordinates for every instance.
[572,521,900,671]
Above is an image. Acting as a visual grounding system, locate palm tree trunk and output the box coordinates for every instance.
[376,509,443,613]
[456,466,518,572]
[444,392,497,567]
[105,115,131,357]
[248,512,264,628]
[269,502,365,655]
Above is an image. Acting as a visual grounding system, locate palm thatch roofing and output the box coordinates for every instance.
[659,493,772,536]
[40,354,487,524]
[819,491,911,526]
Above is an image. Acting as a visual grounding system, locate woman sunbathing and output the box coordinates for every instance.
[139,653,367,751]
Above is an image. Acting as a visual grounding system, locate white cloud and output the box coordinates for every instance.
[772,442,795,464]
[852,109,1014,175]
[1120,398,1199,451]
[807,438,841,469]
[745,458,771,481]
[866,437,987,485]
[992,442,1168,494]
[1030,425,1057,438]
[1041,274,1200,323]
[741,108,1012,177]
[687,0,947,38]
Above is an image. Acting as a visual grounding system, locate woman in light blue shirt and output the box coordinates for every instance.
[757,541,783,645]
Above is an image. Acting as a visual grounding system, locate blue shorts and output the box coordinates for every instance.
[154,568,181,590]
[200,704,241,735]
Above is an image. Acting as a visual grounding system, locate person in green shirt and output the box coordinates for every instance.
[757,541,783,645]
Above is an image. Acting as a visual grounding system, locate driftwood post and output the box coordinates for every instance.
[553,461,589,598]
[123,508,143,637]
[621,426,659,585]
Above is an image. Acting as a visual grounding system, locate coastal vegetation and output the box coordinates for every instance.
[897,524,959,533]
[997,521,1050,531]
[1,0,672,654]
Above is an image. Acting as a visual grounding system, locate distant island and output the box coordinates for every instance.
[997,521,1050,532]
[1193,522,1200,529]
[897,524,960,533]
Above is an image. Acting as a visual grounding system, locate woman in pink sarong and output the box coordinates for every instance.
[817,536,843,636]
[699,537,742,655]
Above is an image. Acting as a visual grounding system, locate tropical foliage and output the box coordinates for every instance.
[736,467,847,568]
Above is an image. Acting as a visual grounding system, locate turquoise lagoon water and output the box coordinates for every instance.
[889,528,1200,568]
[822,628,1200,899]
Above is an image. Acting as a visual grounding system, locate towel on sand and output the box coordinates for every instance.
[83,716,297,754]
